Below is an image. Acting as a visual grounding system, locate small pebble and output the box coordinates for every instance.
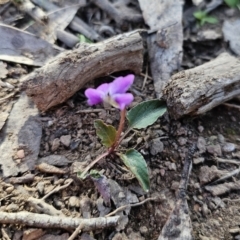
[139,226,148,235]
[207,144,222,156]
[222,142,236,153]
[5,186,14,194]
[197,137,206,153]
[51,138,60,152]
[68,196,80,208]
[218,134,225,143]
[198,126,204,133]
[193,157,205,165]
[17,149,25,159]
[60,135,71,147]
[178,137,187,146]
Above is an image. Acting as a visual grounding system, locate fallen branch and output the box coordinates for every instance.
[163,52,240,119]
[22,30,144,111]
[0,211,119,230]
[92,0,143,27]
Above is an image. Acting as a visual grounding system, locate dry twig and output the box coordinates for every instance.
[0,211,119,230]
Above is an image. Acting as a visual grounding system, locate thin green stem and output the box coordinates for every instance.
[81,151,110,177]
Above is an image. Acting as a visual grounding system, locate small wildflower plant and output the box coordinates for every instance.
[80,74,167,192]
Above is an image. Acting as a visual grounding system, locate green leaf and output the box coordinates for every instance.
[224,0,240,7]
[94,120,117,147]
[193,10,207,20]
[127,99,167,129]
[204,16,218,24]
[120,149,150,192]
[78,34,92,43]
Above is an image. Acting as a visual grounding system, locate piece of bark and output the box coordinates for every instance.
[91,0,143,28]
[32,0,101,42]
[0,93,42,177]
[158,144,195,240]
[163,52,240,119]
[0,211,119,230]
[0,24,63,66]
[205,180,240,196]
[223,19,240,56]
[199,165,228,185]
[12,0,48,23]
[138,0,183,97]
[56,30,79,48]
[27,0,86,46]
[22,30,144,111]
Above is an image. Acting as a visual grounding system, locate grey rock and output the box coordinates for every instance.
[198,126,204,133]
[222,142,236,153]
[207,144,222,156]
[193,157,205,165]
[37,155,70,166]
[0,93,42,177]
[60,135,71,147]
[217,134,225,144]
[178,137,187,146]
[150,138,164,155]
[51,138,60,152]
[197,137,206,153]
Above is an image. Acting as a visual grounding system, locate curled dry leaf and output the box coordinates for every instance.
[35,162,67,175]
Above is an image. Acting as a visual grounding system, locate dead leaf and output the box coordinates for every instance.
[0,23,63,66]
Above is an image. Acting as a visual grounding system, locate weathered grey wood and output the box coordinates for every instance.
[0,93,42,177]
[164,52,240,119]
[158,144,195,240]
[138,0,183,97]
[22,31,144,111]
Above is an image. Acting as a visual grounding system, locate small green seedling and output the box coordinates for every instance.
[224,0,240,8]
[79,75,167,193]
[78,34,92,43]
[193,10,218,26]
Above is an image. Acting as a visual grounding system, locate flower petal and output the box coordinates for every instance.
[97,83,109,93]
[109,74,134,95]
[112,93,134,110]
[85,88,103,105]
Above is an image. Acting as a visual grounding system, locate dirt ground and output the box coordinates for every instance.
[0,1,240,240]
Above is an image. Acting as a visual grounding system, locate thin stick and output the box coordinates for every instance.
[105,197,158,217]
[215,157,240,165]
[140,73,152,80]
[42,179,73,200]
[68,223,83,240]
[80,151,109,177]
[0,212,119,230]
[222,103,240,110]
[141,65,148,90]
[76,108,115,113]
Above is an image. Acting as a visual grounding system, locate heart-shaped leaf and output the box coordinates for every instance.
[120,149,150,192]
[127,99,167,129]
[94,120,117,147]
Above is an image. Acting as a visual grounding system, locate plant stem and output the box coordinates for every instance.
[81,151,109,177]
[111,108,126,151]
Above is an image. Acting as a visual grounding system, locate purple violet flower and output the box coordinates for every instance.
[85,74,134,110]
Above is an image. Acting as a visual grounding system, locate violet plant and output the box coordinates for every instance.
[80,74,166,192]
